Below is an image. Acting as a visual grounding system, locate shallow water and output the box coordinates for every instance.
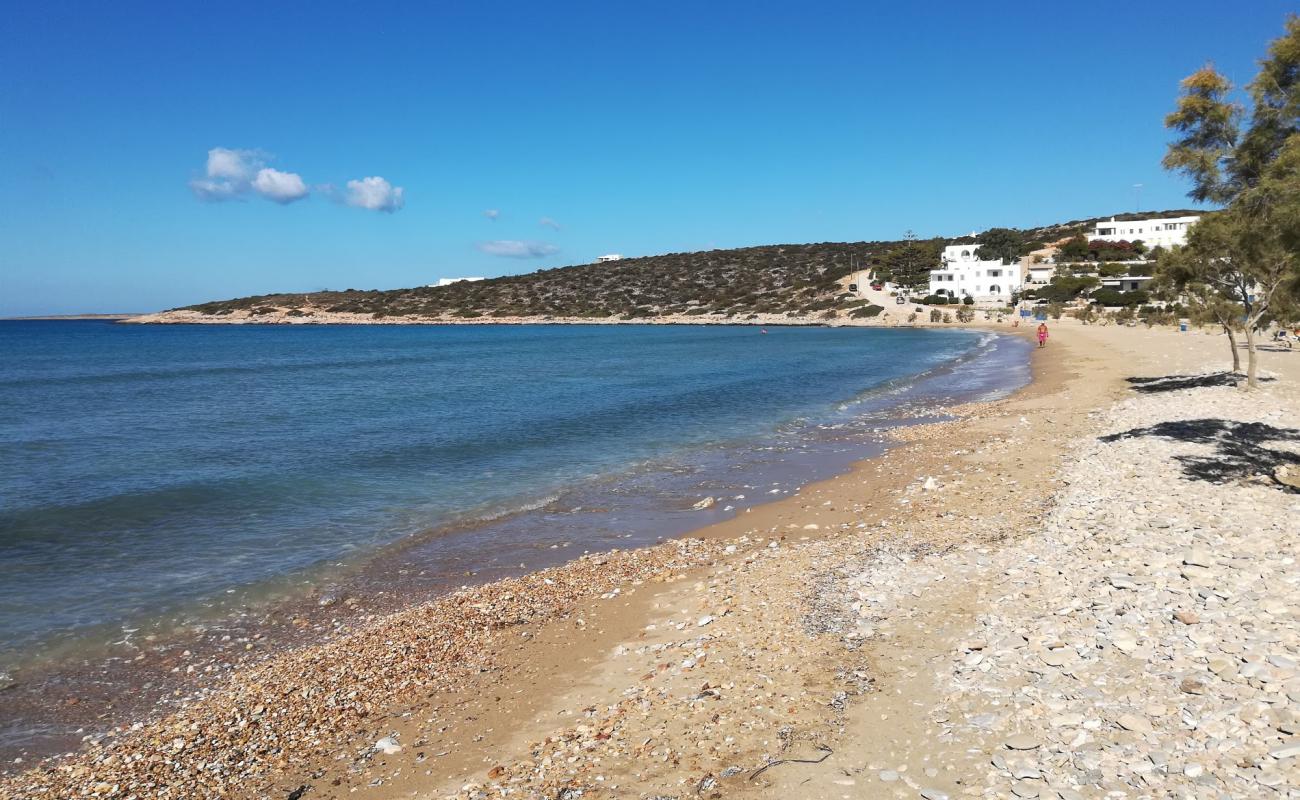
[0,321,1029,673]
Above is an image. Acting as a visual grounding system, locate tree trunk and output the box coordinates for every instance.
[1224,325,1241,372]
[1243,324,1258,389]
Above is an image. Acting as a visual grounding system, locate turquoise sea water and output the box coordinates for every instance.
[0,321,1030,672]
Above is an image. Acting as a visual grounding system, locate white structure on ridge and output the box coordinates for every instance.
[596,254,624,263]
[928,244,1022,303]
[1091,215,1200,249]
[433,277,486,287]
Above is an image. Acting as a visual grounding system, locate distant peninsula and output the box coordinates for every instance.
[126,211,1198,326]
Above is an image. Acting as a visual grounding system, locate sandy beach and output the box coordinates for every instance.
[3,320,1297,800]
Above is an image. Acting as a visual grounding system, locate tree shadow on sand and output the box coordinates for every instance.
[1099,419,1300,488]
[1126,373,1276,393]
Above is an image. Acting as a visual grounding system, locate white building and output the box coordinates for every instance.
[1024,264,1056,287]
[1091,215,1199,249]
[433,277,486,287]
[928,244,1022,303]
[1100,275,1155,293]
[596,254,624,263]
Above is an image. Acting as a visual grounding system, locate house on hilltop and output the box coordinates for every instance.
[928,244,1021,303]
[1092,215,1199,249]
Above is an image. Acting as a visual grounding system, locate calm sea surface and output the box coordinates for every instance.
[0,321,1030,673]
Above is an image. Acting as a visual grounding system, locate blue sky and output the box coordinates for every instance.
[1,1,1294,315]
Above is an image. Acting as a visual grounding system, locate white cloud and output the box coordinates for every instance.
[477,240,560,259]
[483,209,500,220]
[190,148,402,212]
[539,216,562,230]
[206,147,262,181]
[345,176,405,213]
[252,168,309,204]
[189,177,245,202]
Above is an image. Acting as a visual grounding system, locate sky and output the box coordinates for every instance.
[1,1,1295,315]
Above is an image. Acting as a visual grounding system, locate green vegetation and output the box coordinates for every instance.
[875,232,944,288]
[1089,289,1150,307]
[1157,15,1300,387]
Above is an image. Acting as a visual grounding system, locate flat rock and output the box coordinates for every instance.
[1116,713,1153,733]
[1004,734,1040,751]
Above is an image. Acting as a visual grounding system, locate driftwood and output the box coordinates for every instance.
[748,744,833,780]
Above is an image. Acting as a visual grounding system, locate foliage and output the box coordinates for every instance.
[1034,275,1099,302]
[1160,16,1300,385]
[1090,289,1150,307]
[961,295,974,305]
[849,304,885,319]
[929,308,942,323]
[974,227,1023,265]
[1058,236,1089,261]
[955,306,975,322]
[1046,302,1065,320]
[877,232,944,288]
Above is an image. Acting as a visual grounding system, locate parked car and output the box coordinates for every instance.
[895,295,907,304]
[870,282,884,291]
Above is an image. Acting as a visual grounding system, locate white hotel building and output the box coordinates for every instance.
[1091,215,1200,249]
[928,244,1021,303]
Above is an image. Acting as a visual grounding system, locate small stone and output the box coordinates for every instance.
[1180,677,1206,695]
[919,789,949,800]
[1116,714,1153,733]
[878,769,899,782]
[1268,654,1297,670]
[1005,734,1040,750]
[1111,632,1138,654]
[1269,739,1300,759]
[1173,610,1200,625]
[1183,549,1215,568]
[1011,781,1040,798]
[374,736,402,755]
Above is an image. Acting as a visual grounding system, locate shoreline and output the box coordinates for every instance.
[0,327,1027,767]
[5,322,1293,799]
[120,307,1015,328]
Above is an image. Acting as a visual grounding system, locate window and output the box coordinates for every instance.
[988,269,1001,277]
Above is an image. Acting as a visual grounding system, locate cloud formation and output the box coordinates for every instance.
[190,147,264,201]
[252,168,309,204]
[483,209,500,221]
[189,148,403,211]
[477,240,561,259]
[344,176,405,213]
[539,216,562,230]
[190,148,308,204]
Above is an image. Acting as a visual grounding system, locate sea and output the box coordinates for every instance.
[0,320,1030,753]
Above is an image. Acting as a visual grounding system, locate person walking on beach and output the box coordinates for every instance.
[1036,322,1049,348]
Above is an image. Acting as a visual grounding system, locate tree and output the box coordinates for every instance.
[1057,236,1089,262]
[878,232,944,289]
[1161,15,1300,387]
[974,227,1023,265]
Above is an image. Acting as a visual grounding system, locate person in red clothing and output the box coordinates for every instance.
[1036,322,1049,348]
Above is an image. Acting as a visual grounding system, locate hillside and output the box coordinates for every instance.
[164,210,1201,322]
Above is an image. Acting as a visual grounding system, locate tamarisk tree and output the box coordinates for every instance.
[1160,15,1300,388]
